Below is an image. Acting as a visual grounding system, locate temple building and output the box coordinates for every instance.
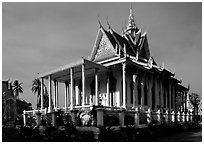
[37,8,189,125]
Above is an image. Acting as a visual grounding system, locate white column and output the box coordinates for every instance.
[40,77,44,110]
[160,78,163,108]
[155,77,159,108]
[95,68,99,105]
[75,86,79,105]
[169,81,172,110]
[68,83,71,107]
[23,110,27,126]
[56,81,59,108]
[64,82,68,111]
[70,68,74,109]
[106,72,110,106]
[48,75,52,113]
[133,74,137,109]
[82,64,86,106]
[135,75,138,107]
[172,84,175,110]
[53,80,56,108]
[141,76,144,108]
[166,89,168,109]
[122,62,126,108]
[148,75,153,109]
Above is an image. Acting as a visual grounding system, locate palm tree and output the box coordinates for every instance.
[32,78,49,109]
[12,80,23,99]
[32,78,41,107]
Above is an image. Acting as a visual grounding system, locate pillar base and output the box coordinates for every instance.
[134,109,139,127]
[71,109,78,125]
[119,110,125,127]
[96,108,104,126]
[48,106,53,113]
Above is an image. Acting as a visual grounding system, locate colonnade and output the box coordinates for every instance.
[39,61,188,113]
[39,64,111,112]
[127,66,182,111]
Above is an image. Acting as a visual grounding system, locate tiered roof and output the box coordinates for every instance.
[89,8,187,89]
[90,7,154,65]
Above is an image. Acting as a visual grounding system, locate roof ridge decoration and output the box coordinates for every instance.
[148,56,153,68]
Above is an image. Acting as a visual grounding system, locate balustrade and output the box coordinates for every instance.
[23,106,195,128]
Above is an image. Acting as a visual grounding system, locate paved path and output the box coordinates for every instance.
[150,127,202,142]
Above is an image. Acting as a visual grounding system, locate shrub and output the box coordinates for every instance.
[124,114,135,125]
[98,126,118,142]
[76,131,95,142]
[104,114,119,126]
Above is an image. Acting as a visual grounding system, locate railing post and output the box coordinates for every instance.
[181,112,185,122]
[96,108,104,126]
[189,111,193,122]
[156,109,161,124]
[186,111,189,122]
[171,111,175,122]
[135,107,140,127]
[165,110,169,123]
[177,111,180,122]
[147,108,151,124]
[23,110,27,126]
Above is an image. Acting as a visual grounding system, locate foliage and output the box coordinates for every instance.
[32,78,50,109]
[139,112,148,124]
[124,114,135,125]
[98,126,118,141]
[189,93,201,106]
[32,78,41,104]
[98,120,201,142]
[104,114,119,126]
[75,130,95,142]
[12,80,23,98]
[189,93,201,116]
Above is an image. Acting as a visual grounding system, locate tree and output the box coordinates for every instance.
[12,80,23,99]
[32,78,49,109]
[189,93,201,116]
[32,78,41,107]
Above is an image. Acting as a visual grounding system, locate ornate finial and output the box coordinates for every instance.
[188,84,190,90]
[148,57,153,68]
[161,62,164,70]
[106,16,111,30]
[97,15,102,28]
[121,21,125,35]
[127,5,136,30]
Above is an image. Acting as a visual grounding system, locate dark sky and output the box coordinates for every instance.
[2,2,202,108]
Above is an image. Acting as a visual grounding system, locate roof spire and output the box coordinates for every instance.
[127,4,136,30]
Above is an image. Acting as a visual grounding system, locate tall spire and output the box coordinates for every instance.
[127,6,136,30]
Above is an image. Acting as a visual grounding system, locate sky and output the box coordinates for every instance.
[2,2,202,108]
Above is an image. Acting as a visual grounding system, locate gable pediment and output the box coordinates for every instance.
[90,27,117,62]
